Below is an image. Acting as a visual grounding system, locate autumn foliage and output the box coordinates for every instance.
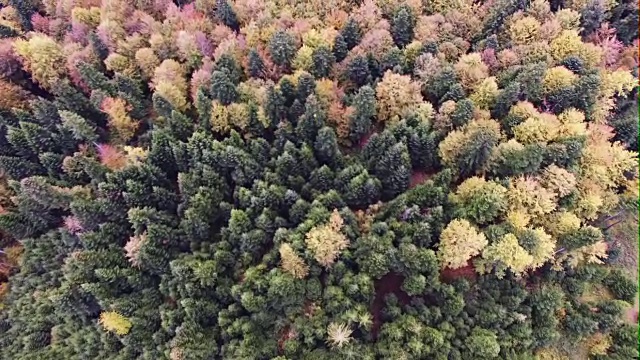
[0,0,636,358]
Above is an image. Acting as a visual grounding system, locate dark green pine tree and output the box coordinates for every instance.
[88,32,109,61]
[215,53,243,84]
[310,45,335,79]
[6,0,35,31]
[450,98,474,128]
[246,102,266,138]
[307,164,335,195]
[491,82,521,120]
[375,142,411,199]
[114,74,149,120]
[340,18,362,50]
[279,77,297,106]
[313,126,342,168]
[77,62,116,95]
[296,73,316,103]
[59,110,99,143]
[580,0,605,36]
[51,81,107,128]
[0,24,18,38]
[264,85,287,128]
[0,155,42,179]
[333,33,349,63]
[391,6,416,48]
[561,56,585,74]
[488,142,544,177]
[210,69,238,105]
[268,30,296,68]
[347,55,371,87]
[609,96,638,150]
[440,83,466,103]
[167,110,194,141]
[287,99,305,124]
[608,0,638,45]
[295,95,326,144]
[19,121,57,154]
[216,0,240,31]
[406,127,439,172]
[194,87,212,130]
[247,48,265,79]
[349,85,376,143]
[336,164,382,208]
[423,67,458,104]
[514,62,545,104]
[153,92,176,120]
[380,47,403,74]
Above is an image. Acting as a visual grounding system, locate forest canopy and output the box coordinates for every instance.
[0,0,637,358]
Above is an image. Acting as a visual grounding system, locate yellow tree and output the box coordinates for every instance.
[101,97,139,143]
[454,53,489,90]
[507,176,557,217]
[478,233,534,278]
[279,243,309,279]
[152,59,189,111]
[99,311,132,335]
[305,209,349,267]
[507,16,542,45]
[437,219,488,269]
[375,70,423,123]
[13,34,66,89]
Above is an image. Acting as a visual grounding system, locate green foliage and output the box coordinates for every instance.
[0,1,636,359]
[604,270,637,303]
[210,70,238,105]
[391,6,416,48]
[310,46,335,79]
[269,30,296,68]
[216,0,239,31]
[247,48,265,79]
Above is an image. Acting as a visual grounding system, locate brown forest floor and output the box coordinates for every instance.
[370,272,410,338]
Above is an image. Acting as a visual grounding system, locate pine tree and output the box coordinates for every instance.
[333,33,349,63]
[348,86,376,145]
[450,99,475,129]
[0,25,18,39]
[296,95,326,144]
[77,62,116,95]
[216,0,240,31]
[265,86,287,127]
[215,53,243,84]
[59,110,98,143]
[6,0,35,31]
[167,110,194,141]
[391,6,416,48]
[314,127,342,168]
[153,92,176,120]
[311,46,335,79]
[374,142,411,199]
[247,48,265,79]
[296,73,316,103]
[580,1,605,37]
[347,56,371,87]
[340,18,361,50]
[210,70,238,105]
[268,30,296,68]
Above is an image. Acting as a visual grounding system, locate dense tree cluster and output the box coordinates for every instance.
[0,0,637,359]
